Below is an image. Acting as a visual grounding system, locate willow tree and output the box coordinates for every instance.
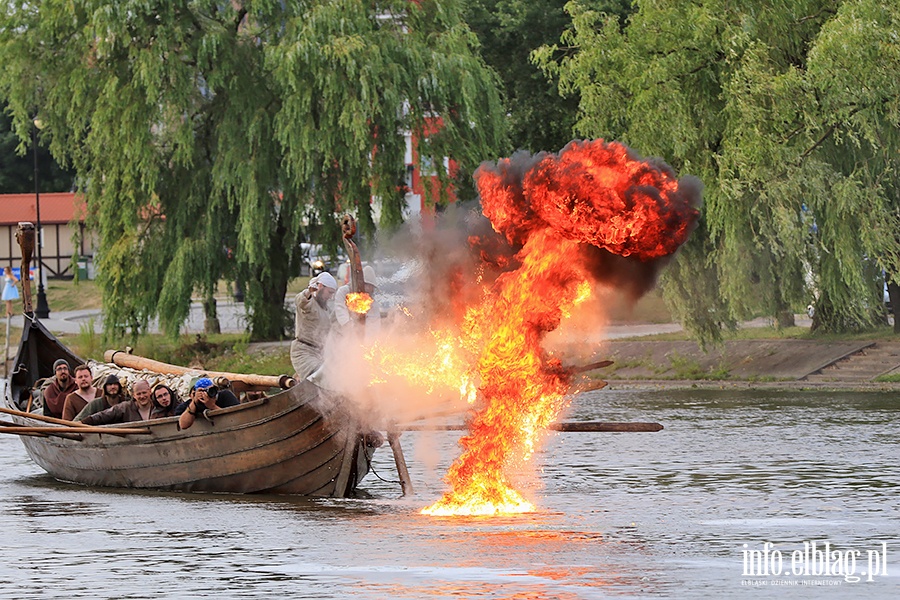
[537,0,900,339]
[0,0,504,340]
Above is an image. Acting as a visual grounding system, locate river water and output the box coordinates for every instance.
[1,386,897,599]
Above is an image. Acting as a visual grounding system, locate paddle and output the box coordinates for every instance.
[397,421,663,432]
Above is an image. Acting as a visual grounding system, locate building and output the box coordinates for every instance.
[0,192,96,279]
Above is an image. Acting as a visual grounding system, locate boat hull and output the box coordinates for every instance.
[4,318,374,497]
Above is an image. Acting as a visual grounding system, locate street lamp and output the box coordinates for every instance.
[32,118,50,319]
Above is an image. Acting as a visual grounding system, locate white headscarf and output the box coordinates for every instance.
[315,272,337,290]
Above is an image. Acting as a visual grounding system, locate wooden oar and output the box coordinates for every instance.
[0,425,81,440]
[398,421,663,432]
[570,360,613,373]
[0,424,151,437]
[0,406,152,437]
[0,418,50,437]
[571,379,608,393]
[0,405,86,427]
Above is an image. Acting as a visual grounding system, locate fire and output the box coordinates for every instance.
[419,140,699,517]
[365,329,479,403]
[346,292,374,315]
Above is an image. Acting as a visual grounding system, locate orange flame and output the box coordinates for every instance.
[365,329,479,403]
[419,140,699,517]
[346,292,374,315]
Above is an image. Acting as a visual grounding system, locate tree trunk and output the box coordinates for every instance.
[772,281,795,328]
[888,280,900,334]
[776,310,795,328]
[246,216,296,341]
[203,295,220,335]
[248,273,290,340]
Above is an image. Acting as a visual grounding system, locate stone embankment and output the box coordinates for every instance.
[592,340,900,390]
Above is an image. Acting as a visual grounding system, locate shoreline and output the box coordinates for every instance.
[604,378,900,392]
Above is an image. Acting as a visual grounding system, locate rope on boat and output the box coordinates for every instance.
[360,437,401,486]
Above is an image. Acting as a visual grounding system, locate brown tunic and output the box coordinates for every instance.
[42,378,77,418]
[61,388,99,422]
[81,400,152,425]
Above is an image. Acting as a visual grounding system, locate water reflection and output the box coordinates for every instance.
[1,389,898,598]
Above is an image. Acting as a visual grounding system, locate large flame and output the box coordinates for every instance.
[419,140,699,516]
[352,140,698,516]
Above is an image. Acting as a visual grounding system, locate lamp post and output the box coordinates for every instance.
[32,119,50,319]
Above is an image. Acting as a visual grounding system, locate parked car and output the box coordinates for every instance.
[300,243,347,277]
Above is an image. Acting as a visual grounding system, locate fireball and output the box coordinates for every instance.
[346,292,374,315]
[420,140,700,517]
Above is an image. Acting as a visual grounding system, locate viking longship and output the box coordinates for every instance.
[0,221,382,497]
[1,218,660,500]
[1,322,377,496]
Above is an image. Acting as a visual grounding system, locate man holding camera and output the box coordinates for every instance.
[176,377,240,430]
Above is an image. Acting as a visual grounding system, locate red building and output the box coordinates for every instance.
[0,192,97,278]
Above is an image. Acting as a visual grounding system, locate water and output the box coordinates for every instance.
[1,387,898,599]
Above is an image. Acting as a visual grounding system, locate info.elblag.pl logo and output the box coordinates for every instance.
[741,541,889,584]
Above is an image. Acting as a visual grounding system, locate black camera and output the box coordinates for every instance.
[199,385,218,398]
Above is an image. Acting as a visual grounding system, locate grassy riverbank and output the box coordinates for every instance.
[4,279,899,384]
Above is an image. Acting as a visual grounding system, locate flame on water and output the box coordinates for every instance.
[346,292,374,315]
[355,140,698,517]
[421,229,585,516]
[420,140,699,517]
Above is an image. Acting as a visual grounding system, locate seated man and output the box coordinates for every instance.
[175,377,240,430]
[150,384,180,418]
[74,374,129,421]
[61,364,99,421]
[81,380,155,425]
[43,359,77,419]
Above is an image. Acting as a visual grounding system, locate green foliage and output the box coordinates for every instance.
[75,318,100,360]
[464,0,631,154]
[667,352,730,380]
[0,1,503,341]
[0,103,74,193]
[536,0,900,340]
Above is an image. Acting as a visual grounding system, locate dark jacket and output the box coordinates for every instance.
[173,390,240,416]
[81,400,152,425]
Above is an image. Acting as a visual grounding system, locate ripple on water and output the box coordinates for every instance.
[0,389,897,599]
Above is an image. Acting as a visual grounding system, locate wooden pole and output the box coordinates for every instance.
[103,350,295,390]
[397,421,664,432]
[0,425,151,437]
[0,405,85,427]
[3,313,9,378]
[387,428,414,497]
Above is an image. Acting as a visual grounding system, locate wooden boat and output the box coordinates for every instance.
[2,315,378,497]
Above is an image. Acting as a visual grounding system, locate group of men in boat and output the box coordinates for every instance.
[35,264,379,430]
[41,359,239,430]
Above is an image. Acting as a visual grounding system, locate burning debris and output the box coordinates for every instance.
[346,292,374,315]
